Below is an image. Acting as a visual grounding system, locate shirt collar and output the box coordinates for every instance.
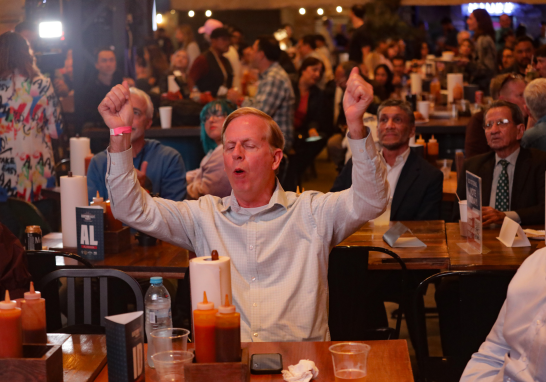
[381,147,411,168]
[259,62,279,80]
[220,179,288,215]
[495,147,520,167]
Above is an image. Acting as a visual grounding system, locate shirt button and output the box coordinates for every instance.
[251,277,256,281]
[253,333,258,337]
[249,245,254,250]
[253,303,257,307]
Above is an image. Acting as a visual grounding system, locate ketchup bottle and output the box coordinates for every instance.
[0,291,23,358]
[427,135,439,165]
[21,282,47,344]
[216,295,241,362]
[194,292,218,363]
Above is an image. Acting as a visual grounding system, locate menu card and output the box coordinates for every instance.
[457,171,489,254]
[383,222,426,248]
[76,206,104,260]
[105,311,145,382]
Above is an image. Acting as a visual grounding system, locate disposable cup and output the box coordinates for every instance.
[159,106,173,129]
[151,328,190,354]
[329,342,371,381]
[152,350,194,382]
[417,101,430,120]
[459,200,467,223]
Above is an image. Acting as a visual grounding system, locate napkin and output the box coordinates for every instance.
[383,222,427,248]
[282,360,319,382]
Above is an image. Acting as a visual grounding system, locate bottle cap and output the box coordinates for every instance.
[92,191,104,203]
[150,277,163,285]
[428,134,437,143]
[197,291,215,310]
[218,294,235,314]
[416,134,426,144]
[0,290,17,310]
[24,282,41,300]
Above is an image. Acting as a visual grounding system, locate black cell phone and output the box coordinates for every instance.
[250,353,283,374]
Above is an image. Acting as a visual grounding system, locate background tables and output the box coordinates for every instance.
[94,340,414,381]
[446,222,545,270]
[415,116,470,135]
[338,221,449,270]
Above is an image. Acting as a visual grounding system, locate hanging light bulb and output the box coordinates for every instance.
[188,10,195,17]
[336,6,343,12]
[205,10,212,17]
[299,8,306,15]
[317,8,324,15]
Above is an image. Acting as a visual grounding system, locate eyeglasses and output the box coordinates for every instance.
[483,118,511,130]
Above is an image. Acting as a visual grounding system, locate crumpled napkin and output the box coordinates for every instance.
[282,359,319,382]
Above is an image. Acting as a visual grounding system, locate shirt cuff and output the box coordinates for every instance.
[347,127,378,161]
[106,146,134,176]
[505,211,521,224]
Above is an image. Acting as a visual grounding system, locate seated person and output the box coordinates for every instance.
[187,27,233,97]
[284,57,331,191]
[99,69,389,342]
[186,100,235,199]
[53,49,73,98]
[499,47,514,72]
[461,247,546,381]
[81,48,124,125]
[372,64,395,104]
[391,56,409,90]
[465,73,527,159]
[455,100,546,226]
[521,78,546,152]
[332,99,443,221]
[87,87,187,202]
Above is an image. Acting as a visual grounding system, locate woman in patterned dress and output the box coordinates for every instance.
[0,31,63,202]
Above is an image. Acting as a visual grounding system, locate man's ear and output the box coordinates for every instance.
[516,123,526,140]
[146,118,153,130]
[272,148,283,172]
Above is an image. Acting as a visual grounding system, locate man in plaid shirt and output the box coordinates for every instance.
[228,36,295,151]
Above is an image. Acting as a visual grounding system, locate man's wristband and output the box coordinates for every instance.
[110,126,132,136]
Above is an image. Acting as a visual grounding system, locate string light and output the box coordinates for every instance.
[299,8,306,15]
[188,10,195,17]
[317,8,324,15]
[336,6,343,12]
[205,10,212,17]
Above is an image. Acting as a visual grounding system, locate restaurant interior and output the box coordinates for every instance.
[2,0,546,381]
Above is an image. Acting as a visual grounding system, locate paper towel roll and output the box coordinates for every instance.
[447,73,464,104]
[410,73,422,95]
[60,175,88,248]
[70,137,91,176]
[190,256,232,313]
[168,75,180,93]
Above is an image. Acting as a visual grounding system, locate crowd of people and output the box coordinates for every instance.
[4,5,546,381]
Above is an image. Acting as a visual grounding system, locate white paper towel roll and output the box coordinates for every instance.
[190,256,232,313]
[410,73,422,95]
[447,73,464,104]
[60,175,88,248]
[70,137,91,176]
[168,75,180,93]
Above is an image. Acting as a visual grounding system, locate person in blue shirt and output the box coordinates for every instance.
[87,87,187,202]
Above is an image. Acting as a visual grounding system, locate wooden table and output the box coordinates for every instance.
[45,234,190,279]
[443,171,457,201]
[95,340,414,381]
[416,116,470,135]
[47,333,107,382]
[338,221,449,270]
[447,222,545,270]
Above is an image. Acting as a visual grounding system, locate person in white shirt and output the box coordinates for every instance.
[461,247,546,382]
[98,68,389,342]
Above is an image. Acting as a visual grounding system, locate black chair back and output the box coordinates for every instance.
[328,246,407,341]
[39,268,143,334]
[413,270,515,382]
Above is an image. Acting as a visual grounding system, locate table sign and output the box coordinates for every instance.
[76,206,105,260]
[458,171,489,254]
[105,312,145,382]
[497,217,531,247]
[383,222,427,248]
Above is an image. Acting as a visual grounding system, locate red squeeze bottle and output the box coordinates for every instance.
[22,282,47,344]
[194,291,218,363]
[215,295,241,362]
[0,290,23,358]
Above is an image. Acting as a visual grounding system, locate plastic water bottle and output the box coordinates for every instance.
[145,276,172,368]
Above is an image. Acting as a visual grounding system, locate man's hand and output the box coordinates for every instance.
[135,161,148,187]
[99,81,133,153]
[482,207,506,226]
[343,67,373,139]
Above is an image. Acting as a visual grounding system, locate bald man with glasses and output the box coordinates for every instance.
[454,100,546,226]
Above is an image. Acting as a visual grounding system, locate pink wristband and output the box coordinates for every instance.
[110,126,132,136]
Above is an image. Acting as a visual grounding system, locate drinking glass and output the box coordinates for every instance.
[152,350,194,382]
[151,328,190,354]
[329,343,371,381]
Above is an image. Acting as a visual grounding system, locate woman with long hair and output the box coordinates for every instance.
[175,25,200,69]
[373,64,395,103]
[186,100,236,199]
[0,31,63,202]
[467,8,497,90]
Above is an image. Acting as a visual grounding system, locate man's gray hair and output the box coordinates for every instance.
[524,78,546,121]
[129,87,154,120]
[377,99,415,125]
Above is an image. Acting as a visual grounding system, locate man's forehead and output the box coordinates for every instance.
[485,107,511,121]
[379,107,407,117]
[225,115,268,140]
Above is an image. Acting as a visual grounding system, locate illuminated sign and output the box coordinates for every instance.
[462,3,516,16]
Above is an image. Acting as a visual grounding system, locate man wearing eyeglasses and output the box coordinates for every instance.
[455,100,546,226]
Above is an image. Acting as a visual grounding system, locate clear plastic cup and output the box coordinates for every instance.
[436,159,453,180]
[329,342,371,381]
[159,106,173,128]
[459,200,468,223]
[151,328,190,354]
[151,350,194,382]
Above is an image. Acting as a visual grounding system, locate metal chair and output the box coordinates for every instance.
[413,270,515,382]
[38,268,144,334]
[2,197,52,242]
[328,246,407,341]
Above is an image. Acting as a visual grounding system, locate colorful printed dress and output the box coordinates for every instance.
[0,71,63,202]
